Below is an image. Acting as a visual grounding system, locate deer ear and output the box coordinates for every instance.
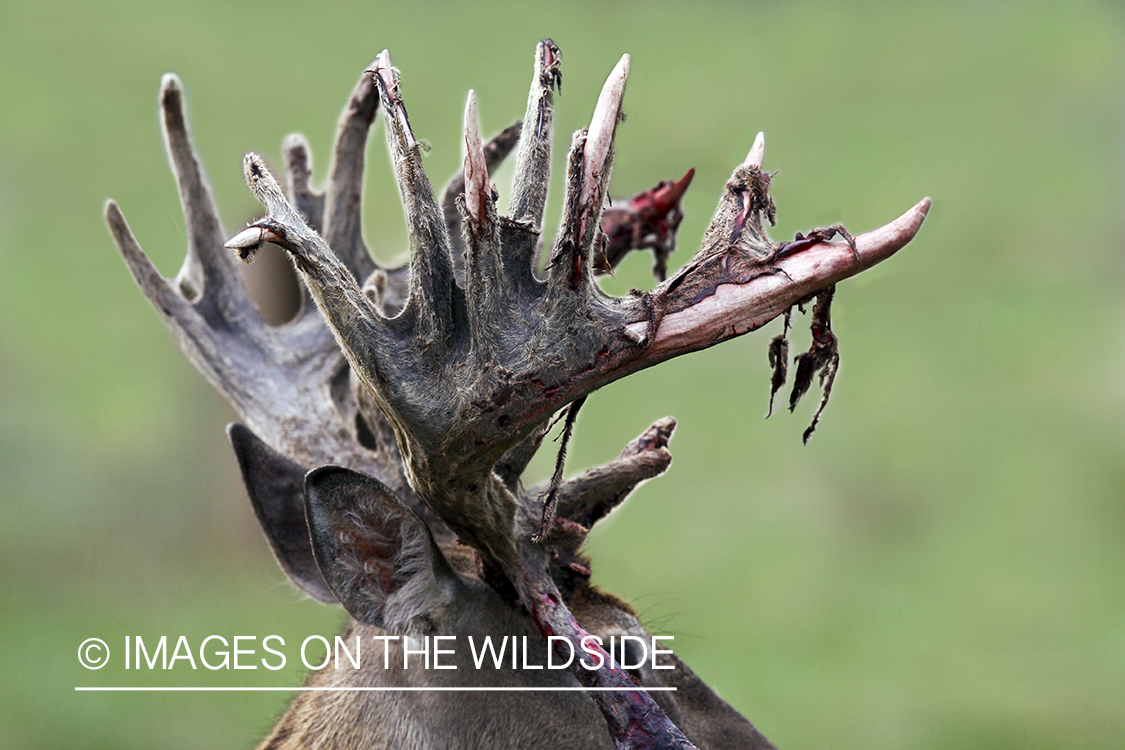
[304,465,458,630]
[227,424,336,604]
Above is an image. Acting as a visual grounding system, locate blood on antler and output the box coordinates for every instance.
[108,38,927,750]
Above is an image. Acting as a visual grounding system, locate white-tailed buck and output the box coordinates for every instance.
[106,40,928,749]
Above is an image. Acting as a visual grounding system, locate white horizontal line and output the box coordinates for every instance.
[76,686,676,692]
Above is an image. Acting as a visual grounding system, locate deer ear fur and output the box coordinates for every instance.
[227,424,336,604]
[304,465,458,630]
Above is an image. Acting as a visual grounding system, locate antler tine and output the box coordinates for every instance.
[370,50,459,344]
[548,416,675,528]
[546,54,629,294]
[107,200,211,347]
[594,168,695,281]
[160,74,254,318]
[323,60,381,284]
[509,38,562,230]
[108,198,368,475]
[283,134,325,233]
[636,197,932,363]
[693,155,777,268]
[462,91,490,229]
[745,130,766,170]
[441,120,522,279]
[280,133,324,317]
[581,54,629,212]
[460,90,509,356]
[229,155,405,420]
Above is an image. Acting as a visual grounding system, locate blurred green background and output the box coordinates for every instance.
[2,0,1123,747]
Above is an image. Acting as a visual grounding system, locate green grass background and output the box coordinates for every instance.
[2,0,1123,747]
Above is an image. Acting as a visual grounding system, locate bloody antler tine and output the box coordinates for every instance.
[653,168,695,214]
[636,197,932,360]
[547,54,630,293]
[442,120,522,278]
[594,169,695,280]
[461,89,508,353]
[694,142,777,265]
[462,90,489,227]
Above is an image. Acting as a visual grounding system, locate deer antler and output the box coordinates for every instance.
[219,43,927,749]
[109,37,925,750]
[105,70,385,482]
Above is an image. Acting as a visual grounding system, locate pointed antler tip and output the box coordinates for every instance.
[851,195,932,262]
[463,90,488,223]
[463,93,482,149]
[897,196,933,233]
[669,168,695,200]
[225,226,264,251]
[615,53,631,77]
[598,54,630,111]
[744,131,766,169]
[580,53,632,206]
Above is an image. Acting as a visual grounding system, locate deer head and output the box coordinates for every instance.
[106,39,927,750]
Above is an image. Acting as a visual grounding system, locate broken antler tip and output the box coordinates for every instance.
[646,416,677,447]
